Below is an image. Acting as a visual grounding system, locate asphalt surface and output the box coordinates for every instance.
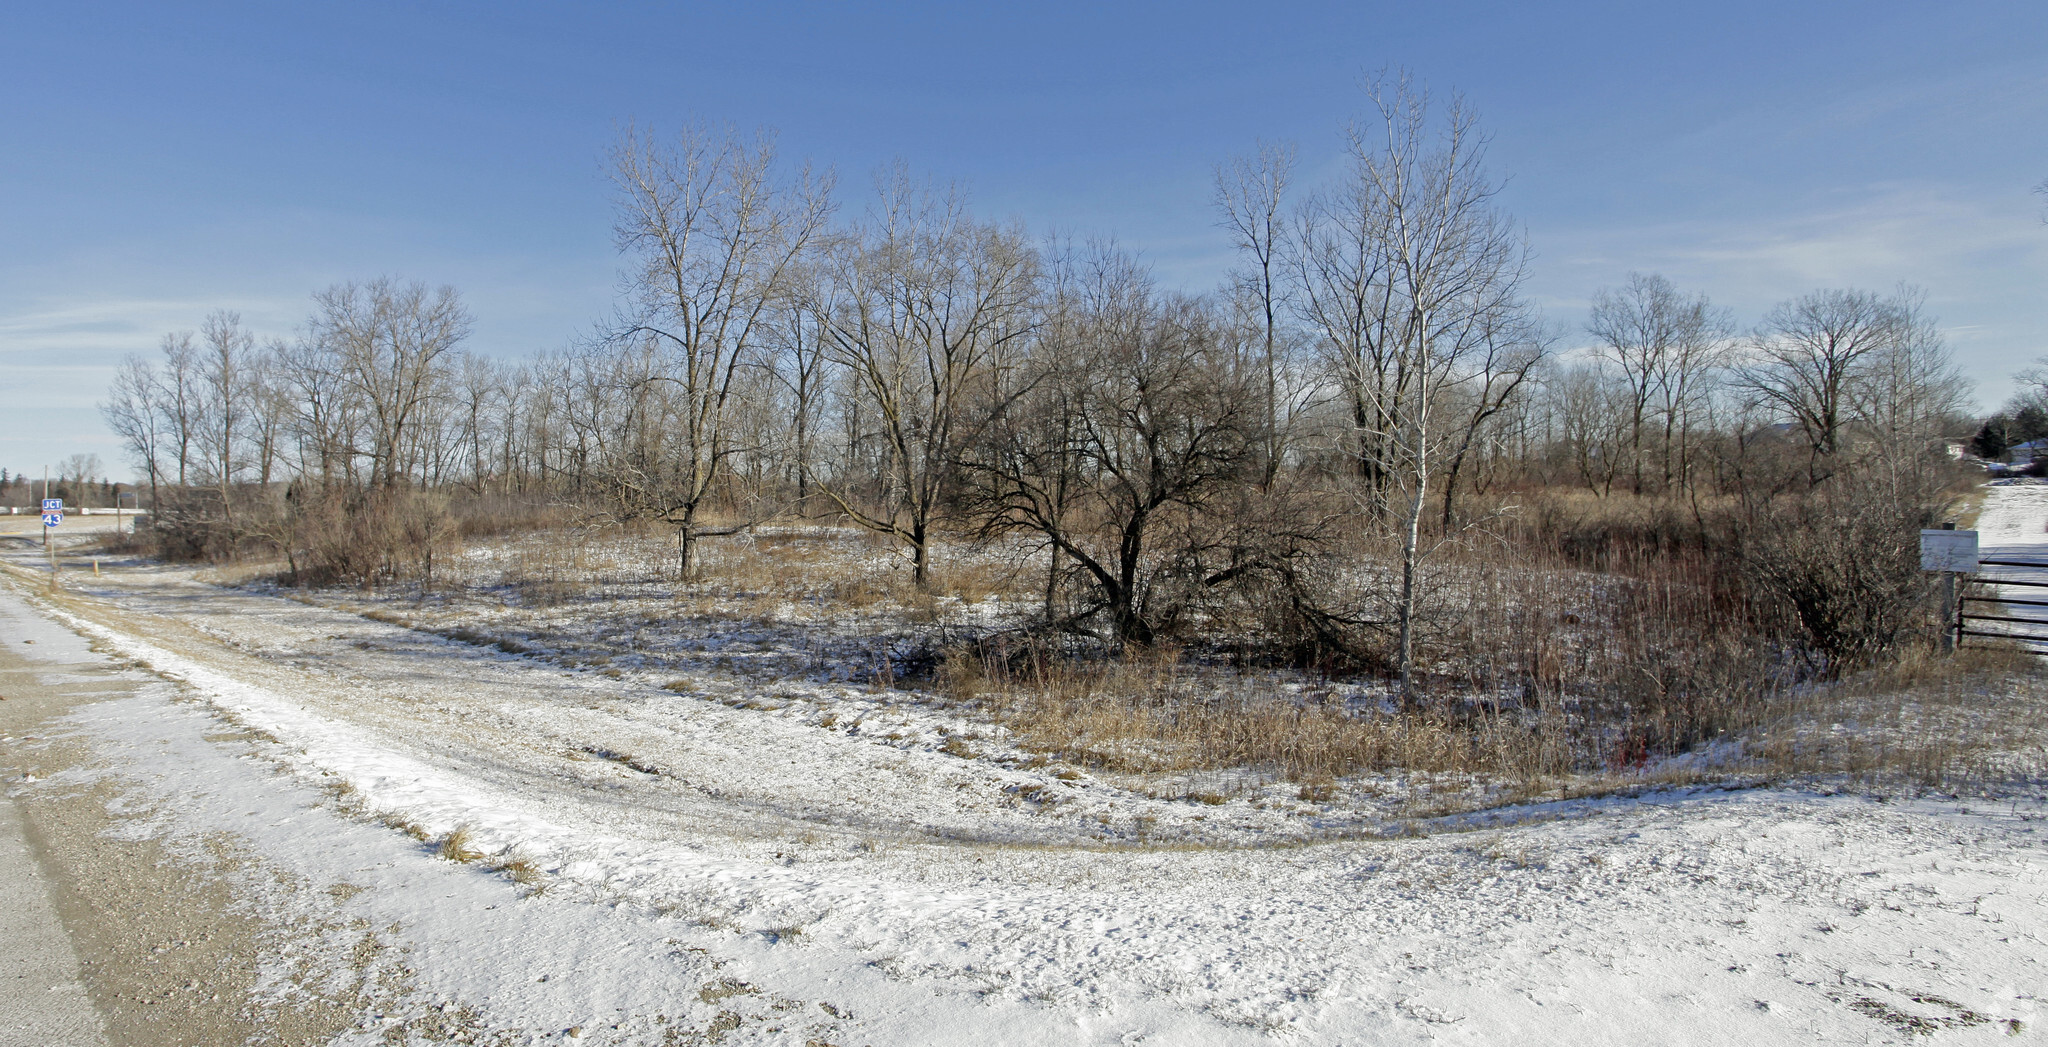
[0,585,109,1047]
[0,799,105,1047]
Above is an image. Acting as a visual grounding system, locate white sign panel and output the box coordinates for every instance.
[1920,529,1979,572]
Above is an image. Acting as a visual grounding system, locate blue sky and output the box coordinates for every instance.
[4,2,2045,478]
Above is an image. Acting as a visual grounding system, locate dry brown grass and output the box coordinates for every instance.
[494,853,546,893]
[929,559,1015,605]
[192,560,284,587]
[493,532,624,605]
[686,529,894,603]
[435,825,487,863]
[938,631,2047,802]
[1738,646,2048,794]
[704,532,1022,609]
[944,643,1577,783]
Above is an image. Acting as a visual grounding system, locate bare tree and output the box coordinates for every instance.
[1846,289,1969,475]
[1438,311,1548,530]
[1291,146,1401,507]
[1586,273,1729,494]
[194,310,258,528]
[761,277,834,509]
[963,246,1257,644]
[450,351,508,493]
[1216,142,1298,487]
[812,170,1038,587]
[1733,287,1921,481]
[1547,362,1630,495]
[159,332,200,486]
[194,311,254,483]
[1320,73,1532,701]
[246,342,292,487]
[2016,355,2048,410]
[608,123,833,576]
[310,279,473,491]
[274,331,361,490]
[100,333,201,501]
[101,353,167,506]
[59,453,103,489]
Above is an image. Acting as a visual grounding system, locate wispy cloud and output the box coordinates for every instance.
[1533,181,2048,406]
[0,296,303,472]
[1545,184,2042,297]
[0,296,305,357]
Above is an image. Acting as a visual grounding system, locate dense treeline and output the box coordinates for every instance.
[0,455,123,508]
[99,79,1982,683]
[1972,356,2048,466]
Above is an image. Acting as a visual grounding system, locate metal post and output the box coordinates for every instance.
[1938,521,1957,655]
[1941,570,1956,654]
[44,466,57,587]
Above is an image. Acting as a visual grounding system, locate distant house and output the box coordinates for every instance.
[1987,437,2048,477]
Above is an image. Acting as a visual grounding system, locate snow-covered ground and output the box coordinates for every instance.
[2,486,2045,1044]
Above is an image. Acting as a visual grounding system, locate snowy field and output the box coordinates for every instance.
[2,486,2045,1044]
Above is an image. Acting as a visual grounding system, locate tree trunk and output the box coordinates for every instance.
[911,521,929,590]
[1043,542,1062,623]
[1439,444,1470,534]
[676,503,698,581]
[1397,472,1425,708]
[1115,603,1155,647]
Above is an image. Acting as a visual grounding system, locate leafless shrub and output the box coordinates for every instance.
[450,493,571,538]
[1739,472,1949,665]
[144,487,237,561]
[273,487,462,591]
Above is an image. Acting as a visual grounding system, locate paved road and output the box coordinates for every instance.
[0,596,108,1047]
[0,565,390,1046]
[0,803,105,1046]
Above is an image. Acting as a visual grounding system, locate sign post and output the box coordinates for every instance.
[41,494,63,584]
[1921,526,1979,654]
[40,465,54,549]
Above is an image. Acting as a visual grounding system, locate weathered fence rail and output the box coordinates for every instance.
[1961,558,2048,652]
